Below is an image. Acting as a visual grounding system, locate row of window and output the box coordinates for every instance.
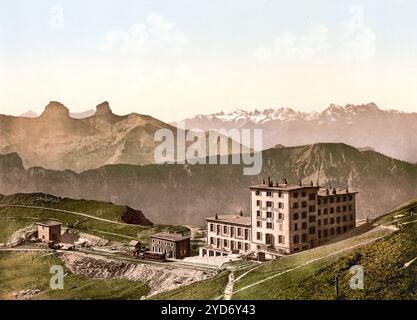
[318,225,354,238]
[256,220,282,230]
[255,190,284,197]
[209,237,251,251]
[255,232,285,244]
[318,205,353,215]
[256,210,283,220]
[318,215,354,226]
[318,195,354,205]
[152,239,175,247]
[255,200,285,209]
[209,224,250,240]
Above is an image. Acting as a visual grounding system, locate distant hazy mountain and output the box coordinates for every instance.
[19,110,38,118]
[20,109,96,119]
[0,101,244,172]
[70,109,95,119]
[179,103,417,163]
[1,143,416,225]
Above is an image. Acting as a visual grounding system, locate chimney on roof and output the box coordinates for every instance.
[215,214,218,220]
[262,178,266,185]
[299,180,302,186]
[346,187,349,193]
[326,189,329,195]
[310,180,314,187]
[240,210,243,217]
[333,188,337,195]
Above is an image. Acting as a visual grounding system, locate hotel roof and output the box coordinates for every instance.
[150,232,190,242]
[249,183,320,191]
[206,215,251,226]
[37,220,62,227]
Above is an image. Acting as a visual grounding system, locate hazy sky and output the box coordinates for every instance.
[1,0,417,122]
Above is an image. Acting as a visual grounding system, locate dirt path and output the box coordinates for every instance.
[0,204,129,226]
[223,272,234,300]
[232,236,385,296]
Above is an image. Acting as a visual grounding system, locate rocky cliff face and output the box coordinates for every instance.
[0,101,245,172]
[1,143,416,225]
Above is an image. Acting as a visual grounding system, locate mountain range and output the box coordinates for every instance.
[1,143,416,225]
[1,101,242,172]
[179,103,417,163]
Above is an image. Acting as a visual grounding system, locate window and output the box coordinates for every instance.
[293,192,299,198]
[324,208,328,215]
[324,218,328,225]
[330,197,335,203]
[337,206,341,213]
[278,212,284,220]
[337,217,341,223]
[309,205,316,213]
[330,228,335,236]
[330,218,335,224]
[302,212,307,219]
[223,239,228,247]
[309,227,316,235]
[223,226,228,234]
[302,192,307,197]
[255,190,261,196]
[302,222,307,230]
[267,211,273,219]
[266,201,273,208]
[257,221,262,228]
[343,215,347,222]
[294,223,298,231]
[302,201,307,208]
[330,208,334,214]
[245,243,250,251]
[279,223,283,231]
[238,242,242,250]
[318,209,322,216]
[256,210,261,218]
[318,230,322,239]
[337,197,341,203]
[210,224,214,232]
[278,235,284,244]
[293,213,299,220]
[349,205,353,211]
[256,232,262,241]
[278,192,283,198]
[343,196,347,202]
[256,200,261,206]
[309,216,316,223]
[349,195,353,201]
[324,198,328,204]
[302,234,308,243]
[293,235,300,244]
[237,228,242,236]
[293,202,299,209]
[267,191,272,197]
[278,202,284,209]
[350,215,354,221]
[266,222,273,229]
[309,193,316,201]
[318,220,322,226]
[210,237,214,245]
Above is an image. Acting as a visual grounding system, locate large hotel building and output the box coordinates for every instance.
[200,178,357,260]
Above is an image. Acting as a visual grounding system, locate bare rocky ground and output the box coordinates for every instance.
[58,252,214,297]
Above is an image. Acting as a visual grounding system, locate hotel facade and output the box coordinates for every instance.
[200,178,357,259]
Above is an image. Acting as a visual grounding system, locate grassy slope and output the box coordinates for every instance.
[0,193,188,244]
[0,252,149,300]
[232,200,417,300]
